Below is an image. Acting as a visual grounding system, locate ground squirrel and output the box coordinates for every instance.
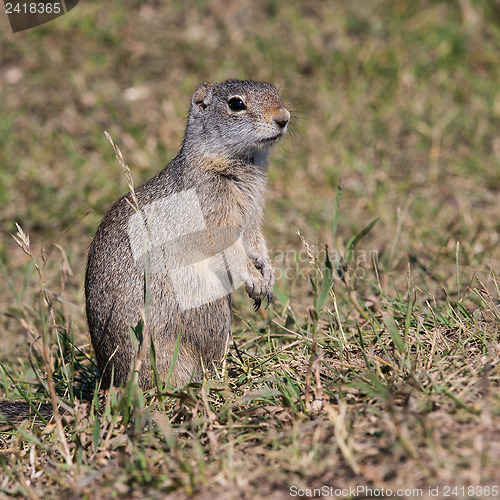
[85,79,290,388]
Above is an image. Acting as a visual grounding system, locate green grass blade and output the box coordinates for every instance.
[316,247,333,311]
[346,218,379,252]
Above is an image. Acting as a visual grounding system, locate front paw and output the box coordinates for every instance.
[245,264,274,311]
[252,256,275,287]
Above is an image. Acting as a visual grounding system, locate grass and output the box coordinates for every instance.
[1,0,500,498]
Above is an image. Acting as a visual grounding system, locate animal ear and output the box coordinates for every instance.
[192,82,214,111]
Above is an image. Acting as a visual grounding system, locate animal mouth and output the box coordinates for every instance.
[260,133,282,143]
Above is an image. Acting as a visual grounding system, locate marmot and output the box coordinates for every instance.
[85,79,290,388]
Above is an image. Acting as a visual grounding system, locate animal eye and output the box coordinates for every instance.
[228,96,247,112]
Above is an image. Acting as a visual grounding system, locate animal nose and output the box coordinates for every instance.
[274,108,290,130]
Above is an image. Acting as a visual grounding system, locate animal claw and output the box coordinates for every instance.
[264,291,273,309]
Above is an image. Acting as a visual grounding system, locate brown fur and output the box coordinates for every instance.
[85,80,290,388]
